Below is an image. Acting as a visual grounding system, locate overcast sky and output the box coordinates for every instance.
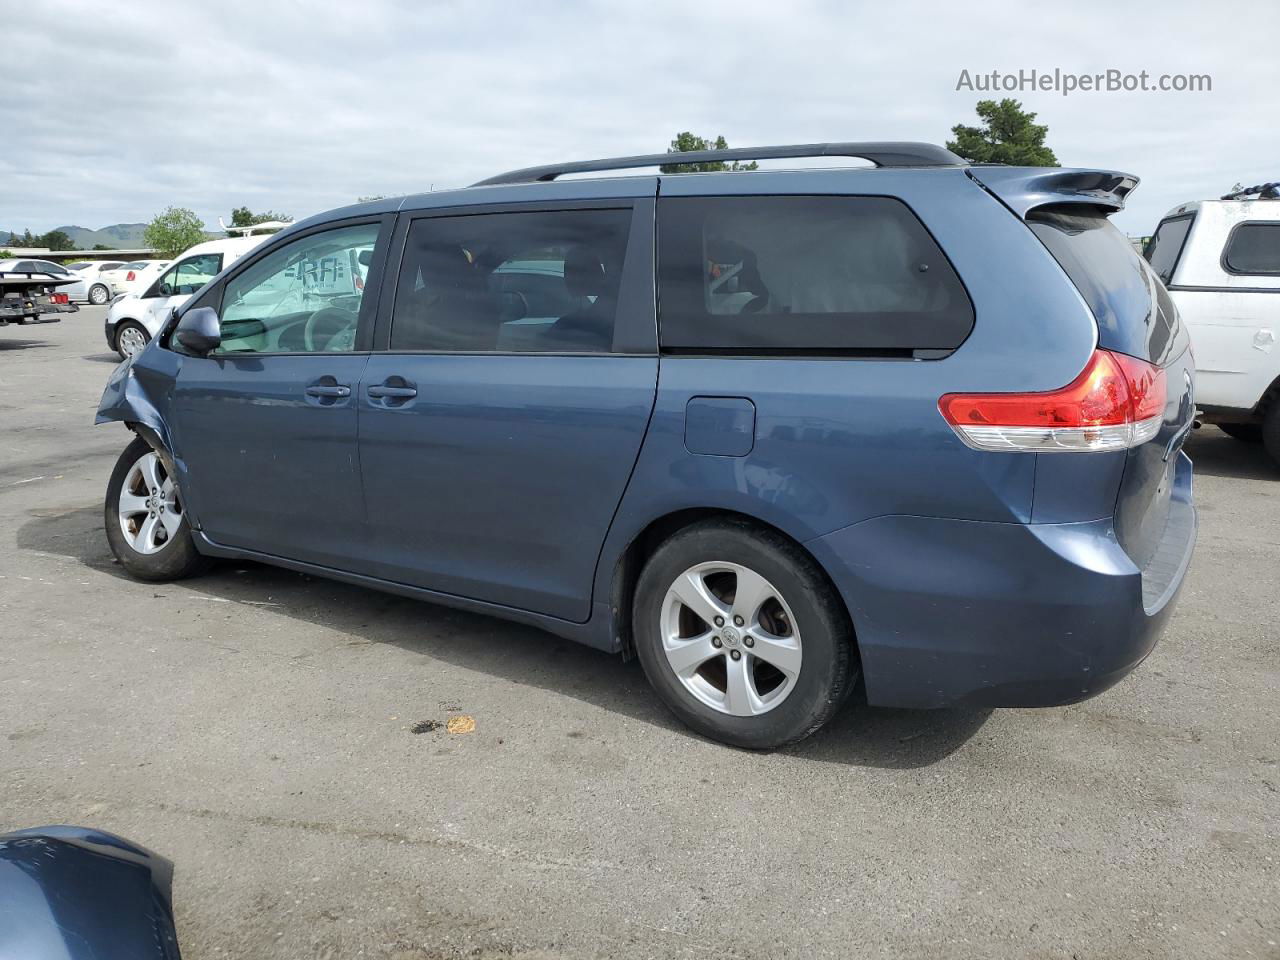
[3,0,1277,238]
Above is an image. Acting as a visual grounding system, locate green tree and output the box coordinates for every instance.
[39,229,74,251]
[660,132,759,173]
[0,250,12,258]
[144,207,208,259]
[92,243,112,250]
[947,99,1058,166]
[21,229,34,246]
[229,206,289,234]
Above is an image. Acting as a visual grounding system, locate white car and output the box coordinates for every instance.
[1145,184,1280,465]
[0,258,123,304]
[100,260,169,297]
[63,261,128,303]
[105,236,271,359]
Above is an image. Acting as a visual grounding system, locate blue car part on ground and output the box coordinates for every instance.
[0,826,180,960]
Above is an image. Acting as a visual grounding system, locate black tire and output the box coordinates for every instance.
[1218,422,1263,443]
[632,518,857,749]
[88,283,110,305]
[104,436,210,582]
[1264,406,1280,469]
[114,321,150,360]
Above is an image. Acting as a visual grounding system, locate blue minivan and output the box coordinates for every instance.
[98,142,1196,748]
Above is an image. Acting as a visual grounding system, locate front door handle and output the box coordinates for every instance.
[305,384,351,398]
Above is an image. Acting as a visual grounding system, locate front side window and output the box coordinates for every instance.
[1143,215,1194,284]
[390,208,632,353]
[155,254,221,297]
[656,196,973,353]
[217,223,379,354]
[1223,222,1280,276]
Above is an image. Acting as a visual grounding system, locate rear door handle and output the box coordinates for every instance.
[305,384,351,398]
[367,385,417,399]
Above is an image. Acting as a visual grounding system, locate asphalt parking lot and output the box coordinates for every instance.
[2,306,1277,960]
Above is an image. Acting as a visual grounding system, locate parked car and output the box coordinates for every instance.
[1143,184,1280,465]
[101,259,169,297]
[104,237,268,359]
[0,265,79,327]
[63,260,126,303]
[0,826,181,959]
[96,142,1197,749]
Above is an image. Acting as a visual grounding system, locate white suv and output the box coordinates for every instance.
[1145,185,1280,466]
[104,235,271,359]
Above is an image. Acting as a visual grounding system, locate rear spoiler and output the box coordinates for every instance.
[966,166,1139,218]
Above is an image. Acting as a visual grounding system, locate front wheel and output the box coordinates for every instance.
[633,519,856,749]
[104,436,210,581]
[115,321,150,360]
[88,283,110,305]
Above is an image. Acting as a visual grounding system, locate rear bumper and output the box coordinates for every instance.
[807,453,1196,709]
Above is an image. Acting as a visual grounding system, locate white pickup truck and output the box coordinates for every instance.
[1145,184,1280,466]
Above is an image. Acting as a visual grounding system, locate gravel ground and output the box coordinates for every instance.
[2,308,1277,960]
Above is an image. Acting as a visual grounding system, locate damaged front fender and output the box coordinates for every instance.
[96,349,182,453]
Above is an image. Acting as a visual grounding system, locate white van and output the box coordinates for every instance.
[104,235,272,359]
[1145,185,1280,465]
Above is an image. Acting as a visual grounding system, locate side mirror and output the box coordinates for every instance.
[174,306,221,355]
[358,249,373,267]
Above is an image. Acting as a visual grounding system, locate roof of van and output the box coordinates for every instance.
[174,234,272,260]
[1159,198,1280,222]
[282,142,1141,233]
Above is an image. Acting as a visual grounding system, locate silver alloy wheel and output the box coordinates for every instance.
[117,451,183,555]
[660,561,803,716]
[117,325,148,358]
[89,284,109,305]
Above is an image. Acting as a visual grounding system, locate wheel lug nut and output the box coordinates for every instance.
[733,615,744,627]
[744,636,754,647]
[713,616,724,627]
[730,649,742,661]
[712,637,722,648]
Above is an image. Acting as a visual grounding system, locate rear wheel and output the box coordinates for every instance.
[88,283,110,305]
[633,519,856,749]
[1218,422,1263,443]
[115,321,150,360]
[104,436,210,581]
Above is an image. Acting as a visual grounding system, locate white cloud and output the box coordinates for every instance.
[2,0,1277,236]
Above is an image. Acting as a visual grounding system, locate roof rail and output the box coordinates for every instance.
[473,141,965,186]
[1222,182,1280,200]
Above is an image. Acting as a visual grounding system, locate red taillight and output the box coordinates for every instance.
[50,293,69,305]
[126,271,136,281]
[939,349,1166,453]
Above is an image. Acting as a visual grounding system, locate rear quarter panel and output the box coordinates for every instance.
[594,168,1099,601]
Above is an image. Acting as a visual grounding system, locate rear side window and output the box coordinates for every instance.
[656,196,973,353]
[1223,222,1280,276]
[1029,207,1181,363]
[1143,215,1194,284]
[390,208,632,354]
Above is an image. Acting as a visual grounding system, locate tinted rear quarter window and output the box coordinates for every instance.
[1029,207,1182,364]
[1222,221,1280,275]
[656,196,973,354]
[1143,214,1193,284]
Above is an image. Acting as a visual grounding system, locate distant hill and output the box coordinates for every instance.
[3,221,223,251]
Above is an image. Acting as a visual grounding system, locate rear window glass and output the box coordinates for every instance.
[656,196,973,353]
[1223,222,1280,275]
[1029,207,1179,362]
[1143,215,1193,284]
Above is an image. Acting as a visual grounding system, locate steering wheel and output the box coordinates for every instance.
[303,307,356,352]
